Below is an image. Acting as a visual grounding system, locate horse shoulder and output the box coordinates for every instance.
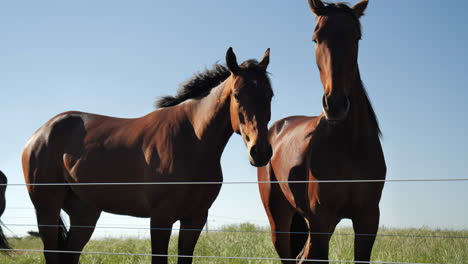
[264,116,321,207]
[140,108,200,178]
[269,115,320,177]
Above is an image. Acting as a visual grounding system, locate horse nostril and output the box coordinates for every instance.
[250,145,258,158]
[245,135,250,142]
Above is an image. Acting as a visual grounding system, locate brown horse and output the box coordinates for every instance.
[0,170,10,253]
[22,47,273,264]
[258,1,385,263]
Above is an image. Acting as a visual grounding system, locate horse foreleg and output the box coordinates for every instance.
[176,210,208,264]
[304,211,339,264]
[352,206,380,263]
[306,226,331,264]
[150,213,175,264]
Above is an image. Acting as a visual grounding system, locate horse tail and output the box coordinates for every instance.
[58,216,69,251]
[27,231,40,237]
[0,221,11,255]
[0,170,10,255]
[290,212,309,260]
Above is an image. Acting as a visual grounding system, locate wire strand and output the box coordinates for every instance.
[6,223,468,240]
[3,178,468,186]
[0,248,436,264]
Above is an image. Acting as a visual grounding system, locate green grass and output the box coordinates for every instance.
[1,223,467,263]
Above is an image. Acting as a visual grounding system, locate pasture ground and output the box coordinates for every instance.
[1,224,466,263]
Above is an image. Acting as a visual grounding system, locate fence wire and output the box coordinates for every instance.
[2,178,468,186]
[5,223,468,240]
[0,248,436,264]
[1,178,466,263]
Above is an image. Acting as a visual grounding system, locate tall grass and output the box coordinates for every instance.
[1,224,466,263]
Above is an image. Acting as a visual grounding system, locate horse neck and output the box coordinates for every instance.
[329,68,380,150]
[185,80,234,155]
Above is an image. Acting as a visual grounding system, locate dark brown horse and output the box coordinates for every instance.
[258,1,385,263]
[0,170,10,253]
[22,47,273,264]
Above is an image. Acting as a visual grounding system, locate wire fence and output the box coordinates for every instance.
[0,248,437,264]
[3,178,468,186]
[1,177,467,263]
[3,223,468,240]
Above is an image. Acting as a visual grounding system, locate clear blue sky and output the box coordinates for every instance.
[1,0,467,238]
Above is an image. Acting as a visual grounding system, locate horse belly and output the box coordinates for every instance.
[63,149,152,217]
[151,181,222,219]
[70,185,151,217]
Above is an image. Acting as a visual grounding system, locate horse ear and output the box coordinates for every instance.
[308,0,325,16]
[353,0,369,18]
[258,48,270,70]
[226,47,240,75]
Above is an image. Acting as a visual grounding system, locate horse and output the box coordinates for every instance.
[0,170,10,254]
[22,47,273,264]
[258,1,385,263]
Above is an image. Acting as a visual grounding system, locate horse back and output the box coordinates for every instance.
[22,108,220,216]
[26,108,192,170]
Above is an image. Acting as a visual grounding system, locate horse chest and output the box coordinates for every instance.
[183,185,222,213]
[307,149,384,215]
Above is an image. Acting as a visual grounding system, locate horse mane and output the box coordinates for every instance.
[155,59,270,108]
[155,64,230,108]
[356,78,382,137]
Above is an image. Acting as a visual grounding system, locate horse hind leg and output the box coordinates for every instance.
[290,213,310,263]
[30,186,68,264]
[61,190,101,264]
[23,155,69,264]
[262,188,297,263]
[0,172,11,253]
[0,223,10,254]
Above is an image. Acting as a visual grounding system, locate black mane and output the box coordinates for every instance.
[155,59,270,108]
[155,64,230,108]
[358,80,382,137]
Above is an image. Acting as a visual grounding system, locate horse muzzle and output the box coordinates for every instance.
[322,95,350,123]
[248,143,273,167]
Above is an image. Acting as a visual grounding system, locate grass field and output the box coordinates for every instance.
[0,223,466,263]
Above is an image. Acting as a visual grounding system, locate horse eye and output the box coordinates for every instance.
[234,93,240,101]
[313,39,317,44]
